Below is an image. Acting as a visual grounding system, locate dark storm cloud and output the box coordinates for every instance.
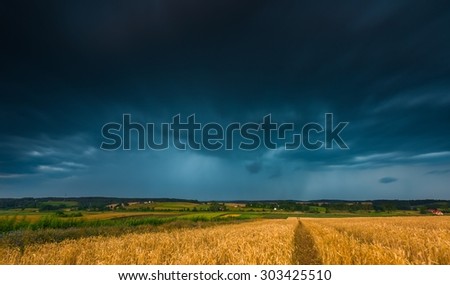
[0,134,96,186]
[268,170,282,179]
[379,177,398,184]
[245,161,262,174]
[426,169,450,175]
[1,1,450,198]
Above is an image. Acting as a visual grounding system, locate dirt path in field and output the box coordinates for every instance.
[292,220,322,264]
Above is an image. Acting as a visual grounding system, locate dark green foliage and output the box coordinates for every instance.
[208,202,227,211]
[0,215,172,233]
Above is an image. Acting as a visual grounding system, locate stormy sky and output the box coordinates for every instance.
[1,1,450,200]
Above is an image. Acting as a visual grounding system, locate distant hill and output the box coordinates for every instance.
[1,197,449,212]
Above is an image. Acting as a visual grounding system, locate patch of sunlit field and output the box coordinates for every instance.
[0,211,181,223]
[301,216,450,264]
[81,212,182,220]
[0,219,297,265]
[0,212,43,223]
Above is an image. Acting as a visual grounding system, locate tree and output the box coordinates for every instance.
[419,207,428,214]
[208,202,226,211]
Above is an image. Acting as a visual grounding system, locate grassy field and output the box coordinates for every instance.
[1,216,449,264]
[126,202,211,211]
[0,210,266,233]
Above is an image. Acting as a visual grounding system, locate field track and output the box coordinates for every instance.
[292,220,321,264]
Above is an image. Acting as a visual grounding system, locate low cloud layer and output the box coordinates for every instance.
[379,177,398,184]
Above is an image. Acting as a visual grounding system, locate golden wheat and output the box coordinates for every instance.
[0,219,297,265]
[2,216,450,265]
[301,216,450,265]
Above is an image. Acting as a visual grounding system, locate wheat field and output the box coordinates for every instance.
[301,216,450,264]
[0,219,298,265]
[1,216,449,265]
